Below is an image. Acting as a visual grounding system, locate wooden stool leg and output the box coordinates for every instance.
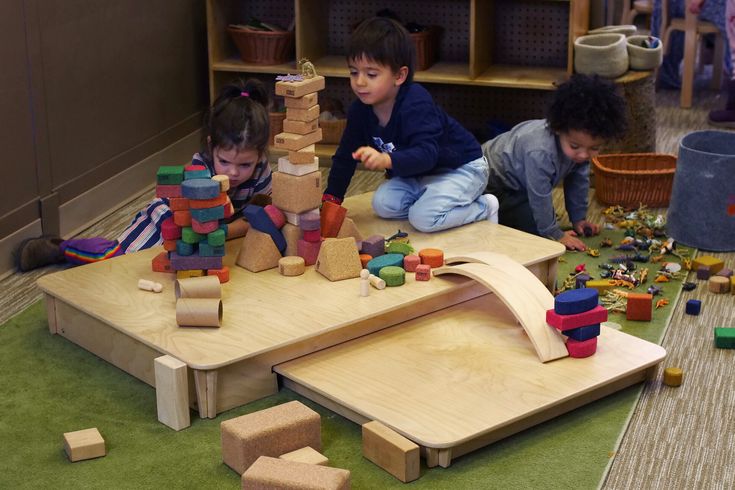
[193,370,217,419]
[712,34,725,90]
[680,15,698,108]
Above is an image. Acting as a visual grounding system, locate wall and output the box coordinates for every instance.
[0,0,208,275]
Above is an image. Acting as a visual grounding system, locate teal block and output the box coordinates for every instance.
[176,239,195,256]
[190,206,225,222]
[366,253,404,276]
[181,227,204,245]
[184,169,211,180]
[198,242,226,257]
[156,165,185,185]
[714,328,735,349]
[208,229,226,247]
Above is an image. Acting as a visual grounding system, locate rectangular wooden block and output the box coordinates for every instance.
[279,446,329,466]
[63,428,106,462]
[242,456,349,489]
[283,118,320,135]
[546,305,608,331]
[626,293,652,321]
[221,400,321,475]
[286,104,320,122]
[284,92,318,109]
[154,355,191,431]
[275,75,326,98]
[273,129,323,151]
[362,420,420,483]
[278,156,319,176]
[272,172,322,214]
[289,145,316,164]
[693,255,725,275]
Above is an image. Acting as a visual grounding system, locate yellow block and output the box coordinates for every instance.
[584,279,616,292]
[692,255,725,275]
[176,269,205,279]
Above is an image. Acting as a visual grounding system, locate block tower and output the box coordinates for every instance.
[151,164,231,283]
[545,288,608,358]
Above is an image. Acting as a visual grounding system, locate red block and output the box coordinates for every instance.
[626,293,652,321]
[297,239,322,266]
[208,266,230,283]
[566,337,597,358]
[302,229,321,242]
[192,218,219,234]
[545,305,608,331]
[156,184,182,198]
[264,204,286,229]
[359,254,372,269]
[403,255,421,272]
[189,192,227,209]
[168,197,190,211]
[161,217,181,240]
[415,264,431,281]
[224,199,234,219]
[162,239,177,252]
[173,210,192,227]
[152,251,172,272]
[320,201,347,238]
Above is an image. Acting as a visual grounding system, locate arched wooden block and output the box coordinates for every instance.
[434,252,568,363]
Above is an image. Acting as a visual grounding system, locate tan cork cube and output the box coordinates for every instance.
[284,92,318,109]
[279,446,329,466]
[286,104,320,122]
[272,172,322,214]
[275,75,326,98]
[289,145,317,164]
[281,223,302,257]
[284,118,320,135]
[63,428,106,462]
[242,456,349,489]
[362,421,419,482]
[273,129,323,152]
[221,401,321,475]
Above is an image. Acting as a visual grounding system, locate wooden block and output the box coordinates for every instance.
[280,446,328,466]
[716,267,733,278]
[272,172,322,214]
[278,156,319,176]
[212,174,230,192]
[273,129,323,152]
[297,239,322,266]
[692,255,725,276]
[243,205,287,254]
[320,201,347,238]
[697,265,711,280]
[286,104,320,122]
[362,420,419,483]
[685,299,701,315]
[283,118,320,135]
[554,288,599,315]
[181,179,221,200]
[152,251,173,273]
[315,238,362,281]
[708,275,730,293]
[663,367,683,386]
[283,92,318,109]
[242,456,349,489]
[418,248,444,268]
[336,217,363,242]
[275,75,326,98]
[583,279,616,292]
[288,145,317,164]
[626,293,652,321]
[279,256,306,276]
[715,327,735,348]
[236,229,282,272]
[63,428,106,462]
[546,305,609,331]
[154,355,190,431]
[220,400,321,475]
[281,223,301,257]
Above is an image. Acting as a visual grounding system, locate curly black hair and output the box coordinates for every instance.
[546,74,627,140]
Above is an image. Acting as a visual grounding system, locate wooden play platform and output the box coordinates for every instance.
[37,192,665,466]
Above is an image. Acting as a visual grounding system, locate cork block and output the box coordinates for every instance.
[284,91,318,109]
[315,237,362,281]
[279,446,329,466]
[366,253,404,276]
[403,255,421,272]
[278,156,319,176]
[170,253,223,271]
[663,367,683,386]
[242,456,349,489]
[273,129,323,152]
[208,266,230,283]
[281,223,301,257]
[283,118,320,135]
[63,428,106,462]
[362,421,419,483]
[692,255,725,276]
[708,275,730,293]
[626,293,652,321]
[168,197,190,211]
[320,201,347,238]
[181,179,220,200]
[212,174,230,192]
[192,218,220,235]
[279,256,306,276]
[731,276,735,295]
[220,400,321,475]
[275,75,326,98]
[236,229,282,273]
[337,217,363,242]
[289,145,317,164]
[272,172,322,214]
[173,209,192,227]
[286,104,320,123]
[161,217,181,240]
[154,355,190,431]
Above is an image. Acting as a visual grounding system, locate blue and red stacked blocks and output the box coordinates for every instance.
[546,288,608,358]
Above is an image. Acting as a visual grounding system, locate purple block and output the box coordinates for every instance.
[169,252,223,271]
[696,265,710,280]
[575,273,592,289]
[361,235,385,258]
[299,213,321,231]
[716,268,733,278]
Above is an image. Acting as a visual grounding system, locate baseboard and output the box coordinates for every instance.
[0,130,200,279]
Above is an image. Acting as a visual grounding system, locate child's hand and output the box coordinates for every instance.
[559,230,588,251]
[353,146,392,171]
[573,220,600,237]
[689,0,705,14]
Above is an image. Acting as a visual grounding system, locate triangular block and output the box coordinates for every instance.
[315,237,362,281]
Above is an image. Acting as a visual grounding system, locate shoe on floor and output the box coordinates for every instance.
[14,236,65,272]
[708,109,735,128]
[482,193,500,224]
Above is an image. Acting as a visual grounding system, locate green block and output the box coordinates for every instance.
[714,328,735,349]
[386,241,414,256]
[156,165,185,185]
[207,229,226,247]
[379,266,405,287]
[181,227,204,245]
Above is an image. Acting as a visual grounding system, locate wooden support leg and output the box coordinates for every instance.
[193,370,209,419]
[206,370,218,418]
[44,293,58,334]
[437,448,453,468]
[425,447,439,468]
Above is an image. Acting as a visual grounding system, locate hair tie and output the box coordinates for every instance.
[240,91,249,97]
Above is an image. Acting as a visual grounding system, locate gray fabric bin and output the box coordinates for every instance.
[667,131,735,251]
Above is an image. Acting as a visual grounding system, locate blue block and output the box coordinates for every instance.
[243,205,286,254]
[685,299,702,315]
[198,242,226,257]
[564,323,601,341]
[181,179,220,199]
[190,206,225,222]
[366,253,404,276]
[169,252,222,271]
[176,240,195,256]
[554,288,599,315]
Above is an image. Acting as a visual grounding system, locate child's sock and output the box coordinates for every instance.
[482,194,499,224]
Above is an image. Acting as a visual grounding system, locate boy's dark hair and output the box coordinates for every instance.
[546,74,627,140]
[348,17,415,83]
[202,78,270,159]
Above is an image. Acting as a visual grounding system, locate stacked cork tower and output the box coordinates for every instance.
[151,164,231,283]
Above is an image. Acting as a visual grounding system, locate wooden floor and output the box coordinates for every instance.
[2,87,735,488]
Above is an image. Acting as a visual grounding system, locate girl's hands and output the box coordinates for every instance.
[353,146,392,171]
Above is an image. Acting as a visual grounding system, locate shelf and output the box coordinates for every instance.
[473,65,568,90]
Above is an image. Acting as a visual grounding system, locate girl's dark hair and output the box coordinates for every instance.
[546,74,627,140]
[201,78,270,158]
[348,17,415,83]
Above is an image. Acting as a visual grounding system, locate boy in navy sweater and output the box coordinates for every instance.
[323,17,498,232]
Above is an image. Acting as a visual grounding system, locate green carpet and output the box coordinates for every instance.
[1,234,688,488]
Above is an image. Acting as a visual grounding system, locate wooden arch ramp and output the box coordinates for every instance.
[434,251,568,363]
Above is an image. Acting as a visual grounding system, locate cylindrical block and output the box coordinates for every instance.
[663,367,683,387]
[176,298,222,327]
[278,256,306,276]
[175,275,222,299]
[668,131,735,251]
[708,276,731,294]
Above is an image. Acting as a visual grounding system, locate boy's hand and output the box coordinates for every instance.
[559,230,588,251]
[353,146,392,171]
[573,220,600,237]
[689,0,705,14]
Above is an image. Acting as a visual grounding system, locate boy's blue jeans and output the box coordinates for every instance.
[371,156,491,233]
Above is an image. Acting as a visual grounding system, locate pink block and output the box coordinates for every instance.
[403,255,420,272]
[546,305,608,331]
[302,229,321,242]
[415,264,431,281]
[297,239,322,266]
[161,217,181,240]
[264,204,286,229]
[566,337,597,358]
[156,184,182,198]
[191,218,219,234]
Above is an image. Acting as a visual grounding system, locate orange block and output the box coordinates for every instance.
[359,254,373,268]
[173,210,192,227]
[189,192,227,209]
[163,239,177,252]
[152,252,172,272]
[320,201,347,238]
[419,248,444,268]
[626,293,652,321]
[208,266,230,283]
[168,197,190,211]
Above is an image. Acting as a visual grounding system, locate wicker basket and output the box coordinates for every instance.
[411,26,439,71]
[320,118,347,144]
[227,27,294,65]
[592,153,677,208]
